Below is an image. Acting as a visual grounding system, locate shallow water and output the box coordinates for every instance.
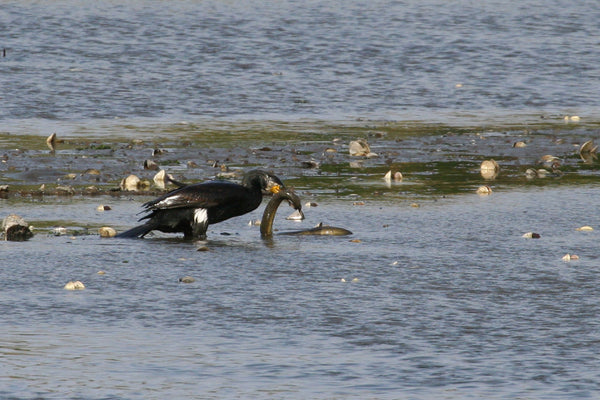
[2,188,600,399]
[2,0,600,128]
[2,0,600,398]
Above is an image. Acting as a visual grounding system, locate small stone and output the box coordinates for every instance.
[97,270,106,275]
[96,204,111,211]
[305,202,318,208]
[64,281,85,290]
[197,246,209,252]
[513,141,527,148]
[179,276,195,283]
[522,232,541,239]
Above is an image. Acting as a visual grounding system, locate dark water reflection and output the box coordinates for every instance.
[2,186,600,398]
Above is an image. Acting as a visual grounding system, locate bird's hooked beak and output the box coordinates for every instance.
[269,184,282,194]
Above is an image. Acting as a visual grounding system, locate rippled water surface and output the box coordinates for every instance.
[2,0,600,125]
[2,189,600,399]
[2,0,600,399]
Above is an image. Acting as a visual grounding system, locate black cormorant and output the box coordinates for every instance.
[116,169,285,240]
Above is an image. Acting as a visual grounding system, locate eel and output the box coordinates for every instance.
[260,190,352,237]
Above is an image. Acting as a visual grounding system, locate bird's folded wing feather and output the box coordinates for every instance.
[143,182,248,210]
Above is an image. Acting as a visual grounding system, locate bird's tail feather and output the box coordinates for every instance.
[115,223,154,238]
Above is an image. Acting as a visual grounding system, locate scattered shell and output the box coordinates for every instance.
[197,246,209,252]
[522,232,541,239]
[98,227,117,238]
[351,278,359,283]
[562,254,579,262]
[153,169,174,189]
[353,201,365,206]
[187,161,198,168]
[564,115,580,122]
[179,276,195,283]
[575,226,594,231]
[325,147,337,153]
[349,139,377,157]
[300,160,320,169]
[53,226,68,236]
[46,132,57,151]
[476,185,492,195]
[525,168,538,179]
[64,281,85,290]
[305,202,318,208]
[63,173,77,180]
[480,159,500,180]
[513,141,527,148]
[410,203,420,208]
[349,239,361,243]
[340,278,346,282]
[286,210,305,221]
[56,185,75,195]
[85,186,100,194]
[539,155,559,165]
[144,159,159,170]
[248,219,261,226]
[120,174,141,191]
[96,204,111,211]
[97,270,106,275]
[384,170,403,183]
[579,139,598,162]
[83,168,101,176]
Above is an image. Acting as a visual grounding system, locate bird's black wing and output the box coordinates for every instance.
[142,181,250,211]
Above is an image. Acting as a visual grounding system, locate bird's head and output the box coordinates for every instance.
[243,169,285,194]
